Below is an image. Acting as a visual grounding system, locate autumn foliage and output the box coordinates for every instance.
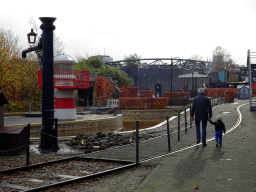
[138,90,155,97]
[121,87,139,97]
[119,97,167,109]
[204,88,237,102]
[119,87,166,109]
[95,76,114,106]
[0,29,41,112]
[164,92,190,105]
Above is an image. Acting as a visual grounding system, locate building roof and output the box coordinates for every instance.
[54,54,76,63]
[178,72,208,78]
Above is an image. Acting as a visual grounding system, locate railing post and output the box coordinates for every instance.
[98,97,101,108]
[29,102,32,113]
[166,115,171,152]
[87,97,89,109]
[184,107,187,133]
[190,105,192,128]
[93,98,95,107]
[26,124,30,166]
[178,111,180,141]
[136,121,139,166]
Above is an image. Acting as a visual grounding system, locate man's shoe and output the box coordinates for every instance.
[197,140,200,144]
[216,142,218,147]
[203,143,207,147]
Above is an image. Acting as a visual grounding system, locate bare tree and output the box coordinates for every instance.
[189,54,204,61]
[213,46,235,72]
[75,52,90,63]
[124,53,142,68]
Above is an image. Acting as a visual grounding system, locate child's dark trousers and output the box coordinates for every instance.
[215,131,223,144]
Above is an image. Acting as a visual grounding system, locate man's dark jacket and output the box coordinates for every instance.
[191,93,212,121]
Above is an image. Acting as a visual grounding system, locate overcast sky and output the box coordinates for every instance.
[1,0,256,65]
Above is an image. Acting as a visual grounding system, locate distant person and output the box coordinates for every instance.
[209,115,226,147]
[191,88,212,146]
[183,83,188,92]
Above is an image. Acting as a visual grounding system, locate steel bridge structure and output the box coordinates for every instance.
[105,58,213,74]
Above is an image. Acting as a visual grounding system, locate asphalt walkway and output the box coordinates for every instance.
[4,99,256,191]
[136,99,256,191]
[82,99,256,191]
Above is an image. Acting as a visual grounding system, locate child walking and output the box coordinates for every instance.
[209,115,226,147]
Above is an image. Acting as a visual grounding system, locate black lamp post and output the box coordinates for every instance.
[22,17,58,153]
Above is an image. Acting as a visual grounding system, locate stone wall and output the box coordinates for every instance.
[28,114,123,137]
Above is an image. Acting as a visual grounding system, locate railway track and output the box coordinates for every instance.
[0,117,189,192]
[0,107,196,192]
[0,156,138,192]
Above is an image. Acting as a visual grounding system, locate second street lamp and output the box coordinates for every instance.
[27,29,37,45]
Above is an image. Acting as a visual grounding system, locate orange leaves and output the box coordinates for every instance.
[139,90,155,97]
[119,97,167,109]
[121,87,139,97]
[164,92,190,105]
[95,76,114,106]
[204,88,238,103]
[193,184,199,189]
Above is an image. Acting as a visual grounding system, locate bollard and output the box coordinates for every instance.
[184,107,187,133]
[166,116,171,152]
[136,121,139,165]
[93,98,95,107]
[29,102,32,113]
[98,97,101,108]
[87,97,89,109]
[190,105,192,128]
[26,124,30,166]
[40,99,42,113]
[178,111,180,141]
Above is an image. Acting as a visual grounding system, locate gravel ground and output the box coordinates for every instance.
[0,109,190,192]
[39,165,155,192]
[0,147,155,192]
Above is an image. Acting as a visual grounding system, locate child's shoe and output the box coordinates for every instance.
[216,142,218,147]
[219,143,222,147]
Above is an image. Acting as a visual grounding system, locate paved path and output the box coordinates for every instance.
[82,99,256,191]
[136,99,256,191]
[83,99,241,161]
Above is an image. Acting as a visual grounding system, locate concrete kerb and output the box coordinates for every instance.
[116,102,221,135]
[5,114,123,138]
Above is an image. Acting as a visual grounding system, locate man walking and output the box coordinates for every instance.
[191,88,212,146]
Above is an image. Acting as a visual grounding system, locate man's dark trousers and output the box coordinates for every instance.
[195,119,207,144]
[191,93,212,145]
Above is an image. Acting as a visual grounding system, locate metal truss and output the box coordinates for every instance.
[105,58,213,74]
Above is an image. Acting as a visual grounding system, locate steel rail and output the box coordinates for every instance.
[0,156,137,192]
